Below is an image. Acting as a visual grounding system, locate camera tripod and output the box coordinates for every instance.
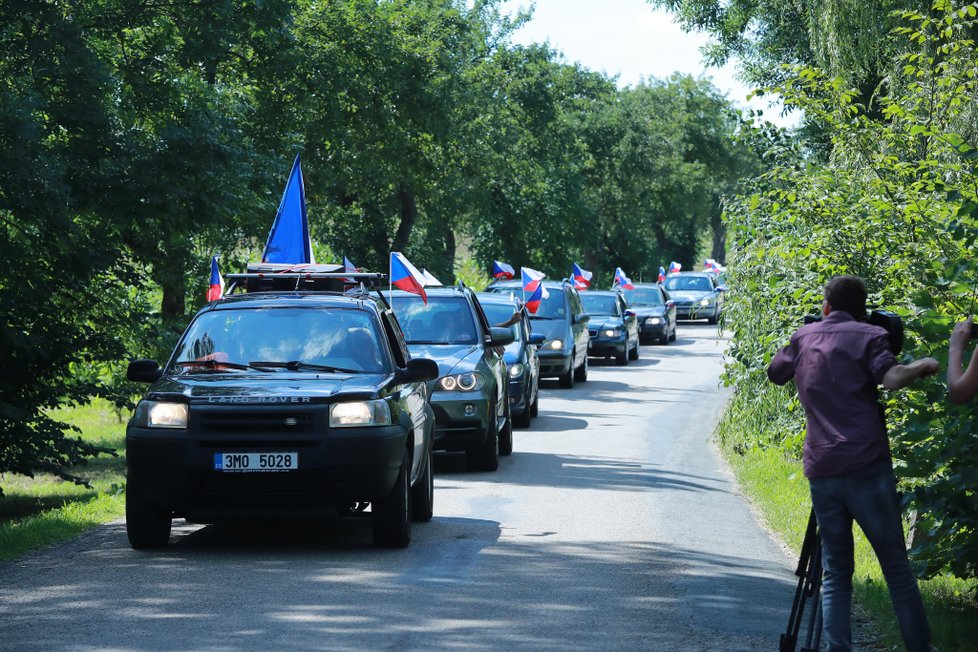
[780,509,823,652]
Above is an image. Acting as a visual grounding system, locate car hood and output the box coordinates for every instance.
[591,317,624,331]
[669,290,714,302]
[406,343,482,377]
[146,373,391,404]
[528,319,568,341]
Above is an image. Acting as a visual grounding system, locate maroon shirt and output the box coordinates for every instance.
[767,311,897,478]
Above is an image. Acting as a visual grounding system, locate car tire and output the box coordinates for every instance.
[499,398,514,456]
[615,346,628,366]
[125,488,172,550]
[529,389,539,417]
[467,399,500,471]
[372,454,412,547]
[629,339,639,360]
[410,447,434,523]
[574,352,588,382]
[514,397,532,428]
[558,357,575,388]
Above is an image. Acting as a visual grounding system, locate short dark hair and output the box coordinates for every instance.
[825,276,867,319]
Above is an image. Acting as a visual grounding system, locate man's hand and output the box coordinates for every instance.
[950,316,973,352]
[882,357,939,390]
[948,316,978,403]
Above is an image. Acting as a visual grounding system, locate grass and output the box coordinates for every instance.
[722,444,978,651]
[0,398,128,560]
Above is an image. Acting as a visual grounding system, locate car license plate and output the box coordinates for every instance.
[214,452,298,472]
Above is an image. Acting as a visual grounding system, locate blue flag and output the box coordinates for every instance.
[262,155,315,264]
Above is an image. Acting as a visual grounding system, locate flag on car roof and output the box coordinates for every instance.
[657,266,666,283]
[612,266,635,290]
[668,261,682,275]
[206,255,224,302]
[704,258,720,273]
[572,263,592,290]
[521,267,546,293]
[262,155,315,265]
[390,252,427,303]
[493,260,515,279]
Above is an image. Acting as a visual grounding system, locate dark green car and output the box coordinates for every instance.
[388,287,514,471]
[580,290,640,365]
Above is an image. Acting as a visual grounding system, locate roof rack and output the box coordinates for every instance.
[225,263,388,295]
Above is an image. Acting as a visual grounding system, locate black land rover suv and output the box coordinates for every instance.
[125,266,439,549]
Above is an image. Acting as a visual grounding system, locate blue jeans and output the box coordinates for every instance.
[809,457,931,652]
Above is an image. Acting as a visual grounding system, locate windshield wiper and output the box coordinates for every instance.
[528,315,556,320]
[249,360,359,374]
[172,359,258,372]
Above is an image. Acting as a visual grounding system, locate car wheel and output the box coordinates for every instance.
[410,447,434,523]
[372,454,412,547]
[615,345,628,366]
[514,393,532,428]
[499,397,514,456]
[466,399,500,471]
[574,351,588,381]
[629,339,639,360]
[558,356,575,388]
[126,488,172,550]
[529,388,539,417]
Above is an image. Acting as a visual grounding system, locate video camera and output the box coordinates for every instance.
[803,309,904,354]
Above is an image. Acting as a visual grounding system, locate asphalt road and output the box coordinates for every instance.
[0,324,800,651]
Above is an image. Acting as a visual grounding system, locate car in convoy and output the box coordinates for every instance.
[662,271,725,324]
[484,279,590,388]
[476,292,545,427]
[623,283,677,344]
[387,286,515,470]
[124,265,440,550]
[580,290,640,365]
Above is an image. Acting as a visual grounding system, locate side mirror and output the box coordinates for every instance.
[489,326,515,347]
[624,309,636,317]
[575,313,591,324]
[127,359,163,383]
[666,300,676,308]
[716,286,726,293]
[528,332,545,346]
[396,357,439,383]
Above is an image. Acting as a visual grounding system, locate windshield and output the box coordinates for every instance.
[479,302,522,342]
[664,275,713,292]
[623,288,663,306]
[390,296,479,345]
[580,294,619,316]
[530,288,566,320]
[171,307,388,373]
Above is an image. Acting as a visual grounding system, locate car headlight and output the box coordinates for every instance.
[699,298,712,306]
[330,400,392,427]
[645,317,662,325]
[603,329,622,338]
[134,401,188,429]
[508,363,525,378]
[437,372,485,392]
[547,339,563,350]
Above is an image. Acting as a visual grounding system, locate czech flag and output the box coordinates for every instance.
[390,252,427,303]
[522,267,546,294]
[657,266,666,283]
[525,282,545,314]
[262,155,315,265]
[206,255,224,302]
[421,269,442,286]
[493,260,515,279]
[572,263,592,290]
[668,261,682,275]
[613,266,635,290]
[704,258,721,273]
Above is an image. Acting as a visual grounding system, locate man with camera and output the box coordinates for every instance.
[767,276,938,652]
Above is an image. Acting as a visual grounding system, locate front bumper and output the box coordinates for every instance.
[126,404,408,521]
[429,392,492,452]
[675,304,715,320]
[639,318,668,339]
[537,349,573,378]
[587,335,626,357]
[508,376,530,415]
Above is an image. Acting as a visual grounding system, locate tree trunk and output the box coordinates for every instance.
[159,267,186,322]
[392,185,417,253]
[711,210,726,263]
[443,228,456,284]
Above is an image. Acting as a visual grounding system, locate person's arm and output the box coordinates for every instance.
[948,317,978,403]
[881,357,940,390]
[767,339,797,386]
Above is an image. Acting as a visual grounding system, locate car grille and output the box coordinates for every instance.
[589,329,598,337]
[201,411,315,433]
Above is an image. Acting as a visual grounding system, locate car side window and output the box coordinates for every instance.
[470,294,492,339]
[568,288,582,319]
